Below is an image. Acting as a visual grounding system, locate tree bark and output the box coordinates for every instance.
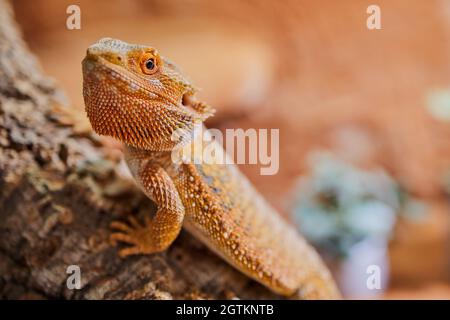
[0,0,277,300]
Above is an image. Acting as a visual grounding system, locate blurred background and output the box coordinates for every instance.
[11,0,450,299]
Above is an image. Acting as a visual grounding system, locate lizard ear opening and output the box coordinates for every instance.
[181,93,216,120]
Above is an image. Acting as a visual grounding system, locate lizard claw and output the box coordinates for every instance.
[109,216,156,257]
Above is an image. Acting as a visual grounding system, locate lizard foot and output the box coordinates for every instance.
[110,216,159,257]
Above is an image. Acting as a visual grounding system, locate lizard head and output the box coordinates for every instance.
[82,38,215,151]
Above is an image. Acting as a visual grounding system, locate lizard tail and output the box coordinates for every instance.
[291,273,342,300]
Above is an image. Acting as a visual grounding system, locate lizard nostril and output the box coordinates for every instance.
[86,46,101,60]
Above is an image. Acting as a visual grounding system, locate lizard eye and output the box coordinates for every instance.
[140,52,158,75]
[145,59,155,70]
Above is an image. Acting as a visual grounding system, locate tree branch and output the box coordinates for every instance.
[0,0,277,300]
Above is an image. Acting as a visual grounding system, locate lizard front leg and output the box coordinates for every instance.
[111,164,185,257]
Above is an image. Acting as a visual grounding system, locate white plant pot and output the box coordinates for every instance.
[333,237,389,299]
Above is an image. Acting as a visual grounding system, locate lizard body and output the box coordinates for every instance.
[82,38,340,299]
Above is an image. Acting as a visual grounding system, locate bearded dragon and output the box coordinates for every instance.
[82,38,340,299]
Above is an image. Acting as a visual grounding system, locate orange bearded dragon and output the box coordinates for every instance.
[82,38,340,299]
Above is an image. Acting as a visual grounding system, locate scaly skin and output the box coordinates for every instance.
[82,38,340,299]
